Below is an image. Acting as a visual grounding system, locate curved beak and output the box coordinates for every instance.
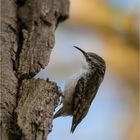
[73,46,88,58]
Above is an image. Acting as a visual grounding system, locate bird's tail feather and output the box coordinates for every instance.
[70,123,77,133]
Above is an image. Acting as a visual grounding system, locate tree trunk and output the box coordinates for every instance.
[0,0,69,140]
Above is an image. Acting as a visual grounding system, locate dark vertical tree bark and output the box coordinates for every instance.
[0,0,69,140]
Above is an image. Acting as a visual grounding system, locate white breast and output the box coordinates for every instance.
[63,67,88,105]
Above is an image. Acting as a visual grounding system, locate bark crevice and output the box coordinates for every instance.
[1,0,69,139]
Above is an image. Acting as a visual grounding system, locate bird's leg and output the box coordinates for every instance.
[57,88,64,105]
[59,93,64,105]
[59,96,64,105]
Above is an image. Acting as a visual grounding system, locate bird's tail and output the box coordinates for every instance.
[53,108,63,119]
[70,123,77,133]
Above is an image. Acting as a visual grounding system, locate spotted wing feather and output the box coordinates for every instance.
[71,70,101,133]
[70,77,87,133]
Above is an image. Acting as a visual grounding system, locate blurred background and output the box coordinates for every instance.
[36,0,139,140]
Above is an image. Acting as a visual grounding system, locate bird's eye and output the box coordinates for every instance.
[87,58,91,61]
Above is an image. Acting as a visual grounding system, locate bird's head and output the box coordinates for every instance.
[74,46,106,71]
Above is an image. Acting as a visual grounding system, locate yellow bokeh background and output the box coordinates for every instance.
[36,0,139,140]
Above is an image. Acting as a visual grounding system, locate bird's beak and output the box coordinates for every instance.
[73,46,88,58]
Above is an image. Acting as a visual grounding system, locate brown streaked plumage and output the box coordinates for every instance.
[54,46,106,133]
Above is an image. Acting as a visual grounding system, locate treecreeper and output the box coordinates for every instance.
[54,46,106,133]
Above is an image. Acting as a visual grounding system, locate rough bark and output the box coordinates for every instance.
[16,79,60,140]
[0,0,69,140]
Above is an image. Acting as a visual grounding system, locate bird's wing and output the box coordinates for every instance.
[71,70,98,133]
[71,76,88,133]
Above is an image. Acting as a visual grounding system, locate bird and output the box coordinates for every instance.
[54,46,106,133]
